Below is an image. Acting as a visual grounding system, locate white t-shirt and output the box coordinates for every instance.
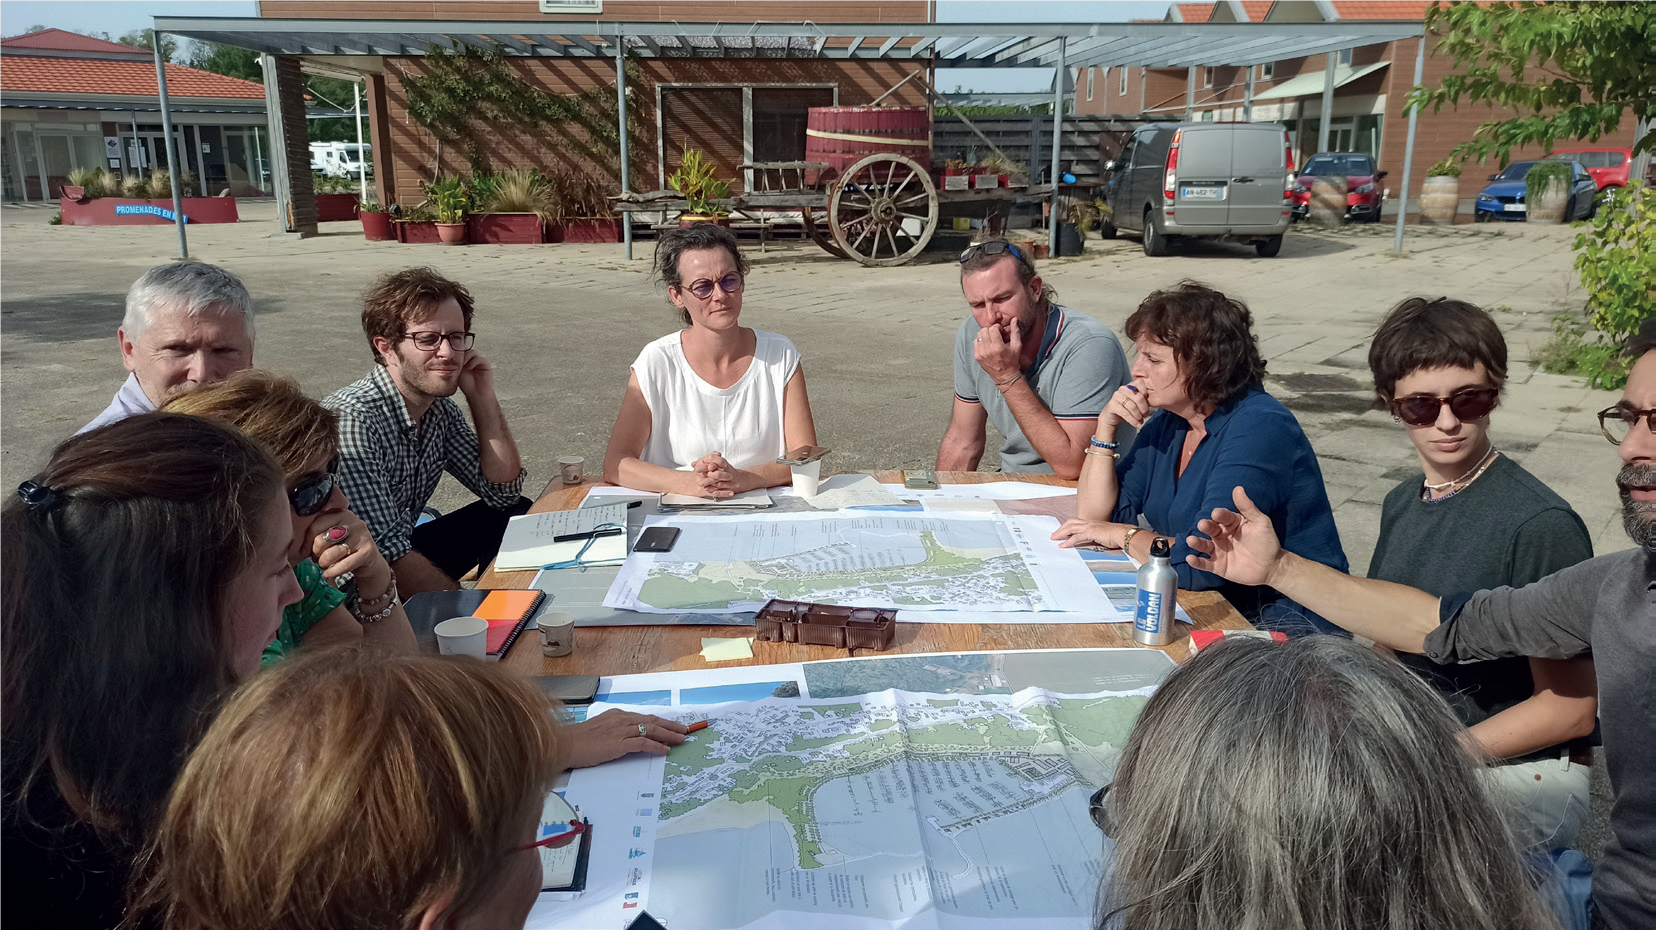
[632,329,801,471]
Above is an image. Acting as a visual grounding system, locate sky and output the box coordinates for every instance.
[0,0,1170,90]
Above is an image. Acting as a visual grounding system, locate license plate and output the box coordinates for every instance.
[1505,203,1526,212]
[1180,186,1225,200]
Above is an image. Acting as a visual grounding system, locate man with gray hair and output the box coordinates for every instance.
[80,261,255,433]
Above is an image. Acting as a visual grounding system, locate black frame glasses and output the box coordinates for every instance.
[288,470,337,517]
[1088,783,1115,836]
[404,330,476,352]
[1596,404,1656,445]
[1388,388,1499,427]
[959,239,1032,273]
[682,273,744,300]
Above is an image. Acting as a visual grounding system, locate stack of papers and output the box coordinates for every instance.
[496,503,631,571]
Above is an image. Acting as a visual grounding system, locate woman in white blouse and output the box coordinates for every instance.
[603,223,817,498]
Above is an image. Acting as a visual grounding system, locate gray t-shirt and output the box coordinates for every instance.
[1369,454,1593,759]
[952,304,1129,473]
[1424,549,1656,930]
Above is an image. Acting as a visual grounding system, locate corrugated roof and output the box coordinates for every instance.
[0,57,266,99]
[1328,1,1437,20]
[0,27,145,54]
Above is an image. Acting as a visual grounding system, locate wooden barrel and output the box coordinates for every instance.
[1308,176,1348,226]
[1528,177,1568,224]
[806,106,931,183]
[1419,176,1460,225]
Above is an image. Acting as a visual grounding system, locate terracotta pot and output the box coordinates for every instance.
[436,222,468,245]
[360,210,394,241]
[468,213,544,244]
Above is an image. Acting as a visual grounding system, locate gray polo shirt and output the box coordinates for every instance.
[1424,548,1656,930]
[953,304,1129,473]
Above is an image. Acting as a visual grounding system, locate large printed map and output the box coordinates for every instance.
[642,687,1149,930]
[605,513,1057,613]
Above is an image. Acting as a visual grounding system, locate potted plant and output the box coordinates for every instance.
[359,200,394,241]
[977,153,1010,189]
[941,158,971,191]
[469,168,554,244]
[392,203,442,244]
[313,174,362,222]
[1524,160,1572,224]
[428,177,469,244]
[1420,158,1461,226]
[59,168,239,226]
[667,146,731,227]
[545,169,623,243]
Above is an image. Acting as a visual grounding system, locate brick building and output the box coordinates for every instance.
[254,1,935,209]
[1073,0,1641,206]
[1,28,272,201]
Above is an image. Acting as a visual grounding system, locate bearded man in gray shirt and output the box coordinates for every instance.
[1182,321,1656,930]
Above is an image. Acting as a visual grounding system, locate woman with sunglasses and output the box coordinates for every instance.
[1052,281,1347,637]
[603,223,817,499]
[164,370,417,662]
[1366,297,1595,851]
[132,648,566,930]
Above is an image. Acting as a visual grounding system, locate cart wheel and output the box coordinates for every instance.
[802,208,849,259]
[827,154,939,267]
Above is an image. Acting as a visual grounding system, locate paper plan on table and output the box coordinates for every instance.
[602,513,1104,615]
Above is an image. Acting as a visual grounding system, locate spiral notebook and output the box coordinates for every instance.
[403,589,547,659]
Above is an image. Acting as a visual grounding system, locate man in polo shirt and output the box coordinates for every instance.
[81,261,254,433]
[324,267,531,596]
[1184,322,1656,930]
[936,239,1131,479]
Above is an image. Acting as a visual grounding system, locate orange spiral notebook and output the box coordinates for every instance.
[403,589,547,659]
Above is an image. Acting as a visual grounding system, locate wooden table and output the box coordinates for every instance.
[481,472,1253,675]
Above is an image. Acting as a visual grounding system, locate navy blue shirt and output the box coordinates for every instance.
[1112,386,1347,609]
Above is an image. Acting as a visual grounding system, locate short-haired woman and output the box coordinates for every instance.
[604,223,817,498]
[1094,636,1558,930]
[1052,281,1347,635]
[134,649,565,930]
[2,414,302,929]
[1367,297,1596,850]
[164,370,418,662]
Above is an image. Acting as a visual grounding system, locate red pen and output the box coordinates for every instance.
[685,720,709,733]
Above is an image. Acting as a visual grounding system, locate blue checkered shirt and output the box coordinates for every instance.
[322,365,526,562]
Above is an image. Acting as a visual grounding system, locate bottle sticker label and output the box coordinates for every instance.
[1135,590,1164,633]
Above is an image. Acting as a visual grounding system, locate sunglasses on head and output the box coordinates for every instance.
[1388,387,1499,427]
[288,469,337,517]
[959,239,1031,272]
[1088,783,1114,836]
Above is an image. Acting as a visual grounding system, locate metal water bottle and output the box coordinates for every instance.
[1133,536,1178,646]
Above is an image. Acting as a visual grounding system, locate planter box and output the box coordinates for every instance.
[943,175,970,190]
[394,220,443,244]
[59,196,239,226]
[360,211,394,241]
[468,213,545,244]
[972,174,1000,189]
[553,218,622,243]
[315,193,360,223]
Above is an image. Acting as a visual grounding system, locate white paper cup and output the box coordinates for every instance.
[790,460,821,498]
[434,616,488,658]
[538,611,576,657]
[558,455,586,484]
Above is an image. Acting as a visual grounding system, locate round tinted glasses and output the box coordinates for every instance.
[288,470,337,517]
[683,273,744,300]
[1388,388,1499,427]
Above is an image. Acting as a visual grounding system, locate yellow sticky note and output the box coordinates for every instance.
[700,637,754,662]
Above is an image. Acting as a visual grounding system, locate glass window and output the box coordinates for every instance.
[1259,61,1274,80]
[1204,67,1215,88]
[1088,69,1096,101]
[1338,48,1353,66]
[1119,68,1128,95]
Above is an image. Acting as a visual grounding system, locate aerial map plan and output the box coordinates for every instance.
[640,686,1151,930]
[604,513,1082,614]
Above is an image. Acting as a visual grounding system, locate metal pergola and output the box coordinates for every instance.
[150,16,1427,259]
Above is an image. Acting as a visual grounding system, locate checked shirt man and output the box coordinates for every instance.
[324,268,530,596]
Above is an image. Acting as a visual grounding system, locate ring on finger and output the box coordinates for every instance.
[638,723,648,737]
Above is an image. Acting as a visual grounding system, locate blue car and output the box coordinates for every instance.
[1474,160,1599,222]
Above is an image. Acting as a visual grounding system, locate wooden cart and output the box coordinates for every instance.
[612,153,1054,268]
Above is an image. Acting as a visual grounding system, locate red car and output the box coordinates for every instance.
[1544,147,1635,192]
[1291,153,1388,223]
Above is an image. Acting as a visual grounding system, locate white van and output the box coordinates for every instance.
[308,142,372,179]
[1101,122,1294,257]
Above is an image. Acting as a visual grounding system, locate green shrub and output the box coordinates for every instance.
[1560,184,1656,389]
[480,168,558,221]
[48,211,62,225]
[122,175,152,199]
[1524,161,1571,205]
[1426,159,1462,177]
[426,177,469,223]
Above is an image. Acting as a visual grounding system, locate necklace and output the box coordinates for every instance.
[1421,446,1499,503]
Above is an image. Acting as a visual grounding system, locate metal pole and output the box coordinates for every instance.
[1243,65,1255,122]
[616,35,633,261]
[153,29,188,260]
[1317,52,1336,153]
[355,81,367,202]
[1393,36,1427,253]
[1185,67,1196,120]
[1048,41,1065,249]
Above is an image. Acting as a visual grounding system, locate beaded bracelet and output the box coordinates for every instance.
[348,576,399,624]
[1088,436,1118,450]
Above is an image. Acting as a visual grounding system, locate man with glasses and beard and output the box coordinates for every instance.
[1184,320,1656,930]
[936,239,1130,479]
[324,268,530,596]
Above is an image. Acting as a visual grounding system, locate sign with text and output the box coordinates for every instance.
[113,204,189,223]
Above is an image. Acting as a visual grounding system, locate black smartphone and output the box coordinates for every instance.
[634,526,681,553]
[532,675,600,704]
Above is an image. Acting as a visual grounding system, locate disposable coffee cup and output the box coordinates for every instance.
[539,611,576,658]
[558,455,586,485]
[790,459,821,498]
[435,616,488,659]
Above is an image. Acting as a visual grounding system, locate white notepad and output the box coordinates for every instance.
[660,487,773,508]
[495,503,630,571]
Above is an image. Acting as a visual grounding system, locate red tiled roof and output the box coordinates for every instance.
[0,27,143,54]
[1174,3,1218,22]
[1240,1,1275,21]
[1328,1,1438,20]
[1,57,266,99]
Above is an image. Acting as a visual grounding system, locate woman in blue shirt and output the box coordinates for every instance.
[1052,281,1347,636]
